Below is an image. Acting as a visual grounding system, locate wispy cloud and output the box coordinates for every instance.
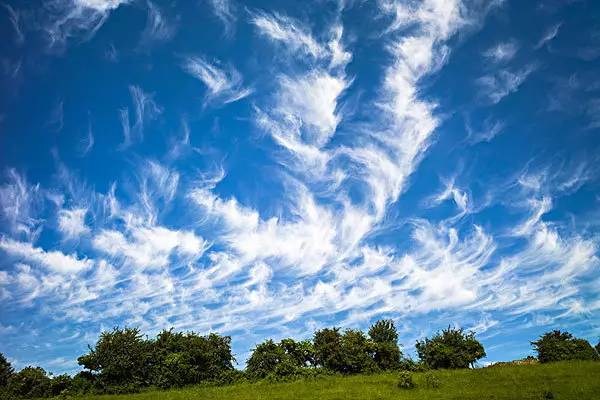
[57,207,90,239]
[139,0,176,48]
[483,40,519,63]
[250,10,325,59]
[42,0,131,51]
[119,85,162,148]
[208,0,236,37]
[477,65,536,104]
[182,56,252,106]
[0,237,92,274]
[535,22,561,49]
[2,3,25,45]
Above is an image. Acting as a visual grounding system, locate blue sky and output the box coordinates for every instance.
[1,0,600,374]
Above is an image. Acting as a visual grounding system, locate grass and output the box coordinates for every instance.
[78,361,600,400]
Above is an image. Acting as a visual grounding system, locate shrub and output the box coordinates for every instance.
[78,327,152,388]
[424,372,441,389]
[7,366,52,398]
[341,329,378,374]
[50,374,72,396]
[397,371,415,389]
[532,330,599,363]
[0,353,14,388]
[368,320,402,370]
[313,328,346,372]
[398,358,429,372]
[246,339,288,379]
[416,327,486,369]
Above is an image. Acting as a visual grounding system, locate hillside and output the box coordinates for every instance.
[79,361,600,400]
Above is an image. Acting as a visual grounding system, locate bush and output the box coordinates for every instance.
[424,372,441,389]
[532,330,599,363]
[50,374,72,396]
[246,339,287,379]
[368,320,402,370]
[416,327,486,369]
[0,353,14,388]
[398,358,429,372]
[313,328,346,372]
[397,371,415,389]
[7,366,52,398]
[78,327,152,388]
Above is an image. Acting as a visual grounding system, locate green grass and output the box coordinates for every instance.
[78,361,600,400]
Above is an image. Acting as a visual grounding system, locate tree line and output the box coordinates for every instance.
[0,321,598,398]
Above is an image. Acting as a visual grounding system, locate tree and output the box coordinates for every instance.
[77,327,152,387]
[596,340,600,356]
[340,329,377,374]
[7,366,51,398]
[368,320,402,370]
[150,329,235,387]
[0,352,14,387]
[246,339,287,379]
[313,328,345,372]
[416,327,486,369]
[532,330,599,363]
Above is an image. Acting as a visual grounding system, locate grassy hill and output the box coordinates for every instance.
[79,361,599,400]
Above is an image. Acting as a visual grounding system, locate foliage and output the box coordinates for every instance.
[398,357,429,372]
[246,339,288,379]
[532,330,600,363]
[0,352,14,387]
[313,327,379,374]
[396,371,415,389]
[340,329,377,374]
[78,327,152,388]
[246,338,316,380]
[49,374,72,397]
[313,327,345,372]
[596,341,600,356]
[151,329,234,387]
[416,327,486,369]
[7,366,51,398]
[368,320,402,370]
[424,372,441,388]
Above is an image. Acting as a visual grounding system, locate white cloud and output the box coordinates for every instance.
[2,3,24,45]
[477,65,536,104]
[208,0,236,37]
[92,226,206,269]
[43,0,130,51]
[274,72,350,147]
[119,85,162,148]
[0,237,92,274]
[536,22,561,49]
[0,169,43,241]
[139,1,176,47]
[57,208,90,239]
[250,11,324,58]
[182,56,252,105]
[483,40,519,63]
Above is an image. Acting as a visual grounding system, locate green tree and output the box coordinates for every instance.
[313,327,345,372]
[596,340,600,356]
[50,374,72,397]
[246,339,287,379]
[368,319,402,370]
[151,329,235,387]
[7,366,51,398]
[416,327,486,369]
[532,330,599,363]
[341,329,377,374]
[0,352,14,387]
[77,327,152,387]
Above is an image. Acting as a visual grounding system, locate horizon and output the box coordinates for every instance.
[1,0,599,375]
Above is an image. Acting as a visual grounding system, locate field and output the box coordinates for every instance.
[79,361,600,400]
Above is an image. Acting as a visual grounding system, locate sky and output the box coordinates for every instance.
[1,0,600,374]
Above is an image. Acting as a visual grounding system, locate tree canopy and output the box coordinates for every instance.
[415,327,486,369]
